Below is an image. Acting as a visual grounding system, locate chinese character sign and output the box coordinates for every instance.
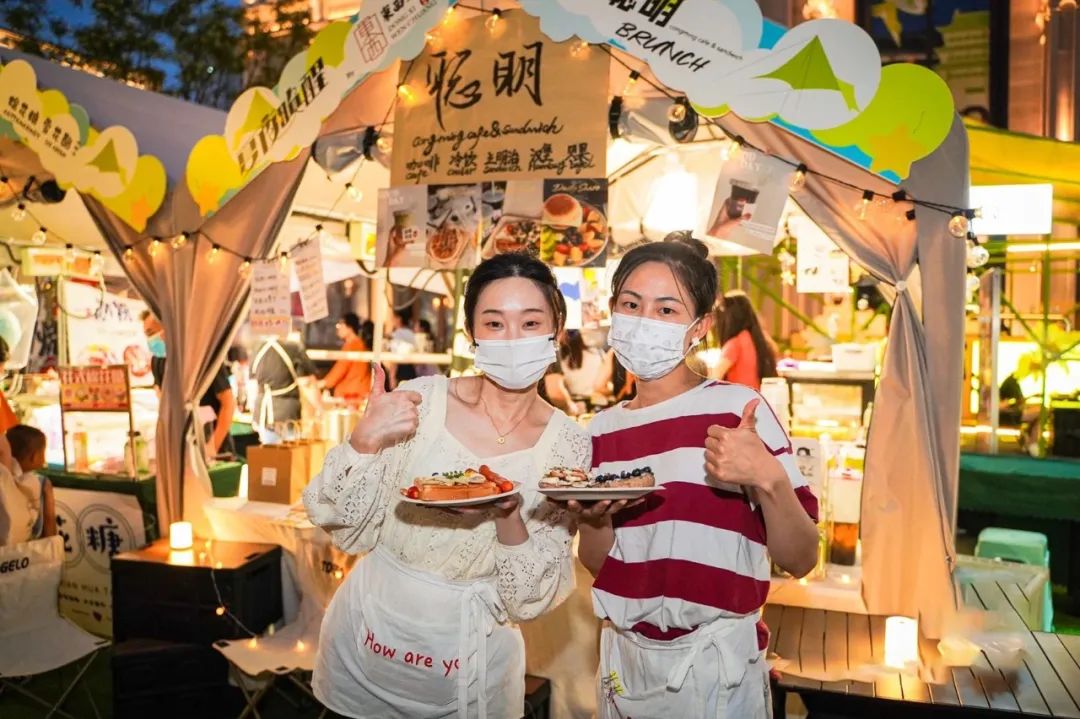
[59,365,131,412]
[250,261,292,337]
[391,10,609,186]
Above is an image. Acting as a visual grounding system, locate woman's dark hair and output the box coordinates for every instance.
[360,320,375,350]
[7,424,46,466]
[611,231,718,317]
[560,330,585,370]
[463,252,566,335]
[340,312,362,334]
[718,291,778,380]
[0,336,8,365]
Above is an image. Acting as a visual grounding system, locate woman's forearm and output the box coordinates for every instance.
[755,469,819,577]
[494,512,529,547]
[577,519,615,576]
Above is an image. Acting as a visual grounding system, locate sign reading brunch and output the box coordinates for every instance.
[0,60,166,231]
[390,10,609,186]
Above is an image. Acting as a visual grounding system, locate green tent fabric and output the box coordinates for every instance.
[959,453,1080,521]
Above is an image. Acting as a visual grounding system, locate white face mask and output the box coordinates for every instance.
[608,314,701,381]
[473,335,556,390]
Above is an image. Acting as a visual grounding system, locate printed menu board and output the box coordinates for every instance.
[59,365,131,412]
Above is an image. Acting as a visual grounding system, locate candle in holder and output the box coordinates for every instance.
[884,616,919,669]
[169,521,193,550]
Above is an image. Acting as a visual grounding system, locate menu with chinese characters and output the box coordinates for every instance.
[390,9,609,186]
[292,239,330,323]
[59,365,131,412]
[250,260,292,337]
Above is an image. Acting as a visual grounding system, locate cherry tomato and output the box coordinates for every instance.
[406,486,420,500]
[555,243,570,254]
[498,480,514,494]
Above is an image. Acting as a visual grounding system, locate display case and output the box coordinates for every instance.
[780,362,875,441]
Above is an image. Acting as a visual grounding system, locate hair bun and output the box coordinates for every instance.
[663,230,709,260]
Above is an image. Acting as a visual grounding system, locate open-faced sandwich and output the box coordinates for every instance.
[402,465,515,502]
[540,466,655,489]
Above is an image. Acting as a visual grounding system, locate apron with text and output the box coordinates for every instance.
[597,613,770,719]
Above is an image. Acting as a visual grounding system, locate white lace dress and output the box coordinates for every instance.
[304,374,591,620]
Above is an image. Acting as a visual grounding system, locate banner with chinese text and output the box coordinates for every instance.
[54,486,148,636]
[59,365,132,412]
[390,10,609,186]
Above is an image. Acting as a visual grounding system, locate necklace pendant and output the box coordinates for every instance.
[497,436,506,445]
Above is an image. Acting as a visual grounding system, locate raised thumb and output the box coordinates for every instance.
[738,398,760,430]
[370,362,386,398]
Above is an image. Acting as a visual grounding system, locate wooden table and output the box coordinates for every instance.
[765,604,1080,718]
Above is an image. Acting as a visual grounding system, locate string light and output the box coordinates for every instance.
[790,164,808,192]
[376,133,392,153]
[570,39,590,57]
[278,252,290,273]
[667,100,688,123]
[248,637,258,649]
[948,212,969,238]
[346,182,363,201]
[315,223,330,243]
[424,30,444,50]
[208,244,221,264]
[906,208,917,221]
[31,226,47,245]
[65,243,75,262]
[333,569,344,580]
[11,203,26,222]
[215,606,226,616]
[91,251,105,275]
[295,640,307,652]
[856,189,874,220]
[396,83,416,104]
[123,247,135,263]
[966,233,989,268]
[623,70,640,96]
[149,238,163,257]
[965,274,981,295]
[239,258,252,277]
[486,8,502,33]
[442,4,455,24]
[172,231,190,249]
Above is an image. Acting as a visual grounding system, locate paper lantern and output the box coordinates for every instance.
[169,521,194,550]
[885,616,919,669]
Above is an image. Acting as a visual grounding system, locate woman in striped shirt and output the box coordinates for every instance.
[569,233,819,718]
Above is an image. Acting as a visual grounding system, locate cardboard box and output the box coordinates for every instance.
[247,444,311,504]
[291,438,329,477]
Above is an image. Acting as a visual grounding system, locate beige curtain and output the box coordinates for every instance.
[724,115,968,637]
[84,152,311,535]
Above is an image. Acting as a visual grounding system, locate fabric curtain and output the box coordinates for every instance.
[84,152,311,535]
[723,115,968,638]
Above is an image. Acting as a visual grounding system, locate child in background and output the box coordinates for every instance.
[6,425,56,539]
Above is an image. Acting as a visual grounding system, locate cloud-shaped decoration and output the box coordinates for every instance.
[702,20,881,130]
[0,59,166,231]
[516,0,621,44]
[812,63,954,177]
[187,0,453,217]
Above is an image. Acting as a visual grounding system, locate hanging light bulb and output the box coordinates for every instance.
[64,243,76,263]
[295,639,307,653]
[856,190,874,220]
[31,226,47,245]
[948,212,969,238]
[790,164,808,192]
[965,273,981,295]
[215,606,226,617]
[442,4,455,25]
[149,238,164,257]
[424,30,444,50]
[778,248,795,268]
[667,100,687,123]
[123,247,135,263]
[485,8,502,33]
[240,258,252,277]
[781,269,796,286]
[376,133,392,154]
[91,251,105,275]
[248,637,258,649]
[11,203,27,222]
[279,252,290,273]
[208,244,221,264]
[333,569,344,580]
[315,223,330,243]
[396,83,416,104]
[346,182,363,201]
[966,241,989,269]
[173,231,189,249]
[570,39,590,57]
[623,70,640,96]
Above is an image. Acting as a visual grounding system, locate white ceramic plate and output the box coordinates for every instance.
[538,485,664,502]
[399,482,521,508]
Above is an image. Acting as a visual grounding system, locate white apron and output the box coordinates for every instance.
[313,545,525,719]
[596,613,770,719]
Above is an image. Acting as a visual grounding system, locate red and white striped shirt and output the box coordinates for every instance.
[590,380,818,646]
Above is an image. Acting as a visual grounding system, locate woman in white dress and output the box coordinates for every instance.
[304,253,590,719]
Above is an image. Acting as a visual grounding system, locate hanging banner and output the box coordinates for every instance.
[793,214,850,294]
[0,59,166,231]
[376,184,482,268]
[54,486,147,636]
[390,10,609,186]
[250,261,292,337]
[700,150,792,256]
[63,280,154,387]
[292,239,330,323]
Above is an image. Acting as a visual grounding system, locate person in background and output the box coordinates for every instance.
[593,348,636,406]
[142,311,236,457]
[559,330,604,400]
[386,308,418,387]
[5,425,55,540]
[713,290,779,391]
[227,346,251,413]
[318,312,371,408]
[412,318,440,378]
[251,332,321,444]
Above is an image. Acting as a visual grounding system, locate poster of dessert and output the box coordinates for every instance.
[376,184,481,269]
[700,150,793,256]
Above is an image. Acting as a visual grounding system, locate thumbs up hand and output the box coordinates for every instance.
[705,398,779,491]
[349,363,422,454]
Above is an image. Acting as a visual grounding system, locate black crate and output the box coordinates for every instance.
[112,638,245,719]
[1052,405,1080,458]
[112,539,282,644]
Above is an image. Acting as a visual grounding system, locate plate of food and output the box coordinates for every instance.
[538,466,663,501]
[484,216,543,258]
[426,186,480,266]
[540,193,608,267]
[400,465,520,507]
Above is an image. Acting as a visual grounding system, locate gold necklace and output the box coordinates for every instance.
[479,394,532,445]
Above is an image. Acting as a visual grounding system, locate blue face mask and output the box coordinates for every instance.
[148,336,166,358]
